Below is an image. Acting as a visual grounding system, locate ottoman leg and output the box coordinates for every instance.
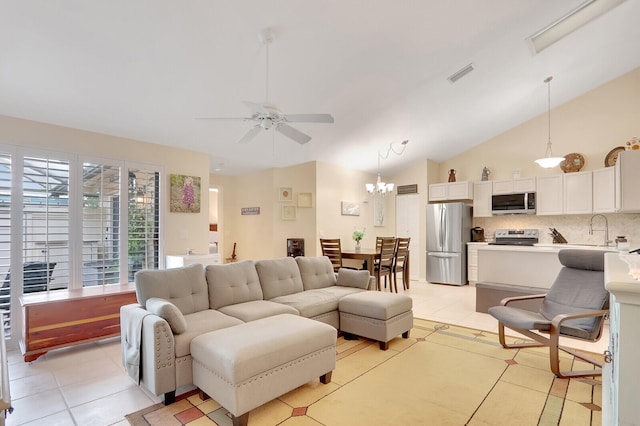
[320,371,333,384]
[379,341,389,351]
[402,330,410,339]
[232,412,250,426]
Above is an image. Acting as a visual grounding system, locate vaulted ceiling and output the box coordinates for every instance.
[1,1,639,176]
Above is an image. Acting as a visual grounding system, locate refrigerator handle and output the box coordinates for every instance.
[441,204,446,248]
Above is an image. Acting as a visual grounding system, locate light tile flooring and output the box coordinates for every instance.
[4,281,609,425]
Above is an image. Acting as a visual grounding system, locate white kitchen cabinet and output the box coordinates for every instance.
[492,177,536,195]
[428,181,473,202]
[563,170,593,214]
[593,167,616,213]
[466,243,485,283]
[472,181,492,217]
[615,150,640,213]
[535,175,563,215]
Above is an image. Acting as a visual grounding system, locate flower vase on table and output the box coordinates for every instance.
[352,229,365,253]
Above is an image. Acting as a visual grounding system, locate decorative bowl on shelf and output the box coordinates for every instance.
[619,253,640,280]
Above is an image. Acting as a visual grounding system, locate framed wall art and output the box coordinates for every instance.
[282,205,297,220]
[341,201,360,216]
[169,174,201,213]
[279,187,293,202]
[297,192,313,208]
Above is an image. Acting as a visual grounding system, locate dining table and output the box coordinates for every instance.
[341,248,410,289]
[341,248,378,276]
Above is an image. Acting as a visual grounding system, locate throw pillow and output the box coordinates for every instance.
[146,297,187,334]
[336,268,370,289]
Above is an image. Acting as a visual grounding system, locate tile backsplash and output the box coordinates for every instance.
[474,213,640,249]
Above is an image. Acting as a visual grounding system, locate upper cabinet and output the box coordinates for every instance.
[473,181,493,217]
[616,151,640,213]
[492,177,536,195]
[593,167,616,213]
[563,171,593,214]
[536,175,563,215]
[428,181,473,202]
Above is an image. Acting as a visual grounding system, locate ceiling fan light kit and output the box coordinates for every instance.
[197,27,334,145]
[535,76,565,168]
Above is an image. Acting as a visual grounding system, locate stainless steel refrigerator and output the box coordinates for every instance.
[426,202,472,285]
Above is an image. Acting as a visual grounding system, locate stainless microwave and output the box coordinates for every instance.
[491,192,536,215]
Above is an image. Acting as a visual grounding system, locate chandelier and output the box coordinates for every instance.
[534,76,564,168]
[365,140,409,197]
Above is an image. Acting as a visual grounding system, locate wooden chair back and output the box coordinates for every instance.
[320,238,343,272]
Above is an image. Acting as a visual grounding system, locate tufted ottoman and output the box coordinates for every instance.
[190,314,336,426]
[339,291,413,350]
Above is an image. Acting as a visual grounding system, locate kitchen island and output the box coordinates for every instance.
[477,243,616,289]
[474,243,616,313]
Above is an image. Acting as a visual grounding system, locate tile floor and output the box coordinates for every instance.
[4,280,610,425]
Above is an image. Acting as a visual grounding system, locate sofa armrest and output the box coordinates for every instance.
[120,303,177,397]
[141,313,177,397]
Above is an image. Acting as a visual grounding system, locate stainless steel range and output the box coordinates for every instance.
[489,229,539,246]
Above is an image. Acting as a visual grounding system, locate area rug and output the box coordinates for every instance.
[125,318,603,425]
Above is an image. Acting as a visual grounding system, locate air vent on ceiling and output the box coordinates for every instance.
[447,63,475,83]
[529,0,626,54]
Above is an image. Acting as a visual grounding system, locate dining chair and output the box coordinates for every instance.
[375,237,396,291]
[392,237,411,292]
[488,249,609,378]
[319,238,344,272]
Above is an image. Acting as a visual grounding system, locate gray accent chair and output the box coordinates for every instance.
[488,249,609,378]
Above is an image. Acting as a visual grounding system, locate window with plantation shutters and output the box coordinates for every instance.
[127,168,160,280]
[0,153,11,335]
[82,163,121,286]
[22,156,70,292]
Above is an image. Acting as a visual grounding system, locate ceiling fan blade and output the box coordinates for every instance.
[195,117,249,121]
[238,125,262,144]
[242,101,267,114]
[276,123,312,144]
[284,114,334,123]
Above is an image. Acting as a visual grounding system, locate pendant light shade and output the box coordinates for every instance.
[535,76,564,168]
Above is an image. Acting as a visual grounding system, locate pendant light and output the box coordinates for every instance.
[365,140,409,197]
[535,76,564,168]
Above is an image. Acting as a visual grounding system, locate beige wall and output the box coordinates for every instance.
[316,162,396,255]
[215,161,398,263]
[0,114,211,258]
[435,67,640,247]
[439,67,640,182]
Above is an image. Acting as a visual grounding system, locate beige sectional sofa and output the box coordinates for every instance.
[121,255,377,404]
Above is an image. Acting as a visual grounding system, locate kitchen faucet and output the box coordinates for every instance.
[589,214,612,247]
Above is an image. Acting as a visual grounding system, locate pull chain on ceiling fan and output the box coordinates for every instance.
[197,28,334,145]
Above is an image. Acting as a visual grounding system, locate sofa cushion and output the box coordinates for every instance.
[205,260,264,310]
[269,289,339,318]
[336,268,370,289]
[255,257,304,300]
[135,263,209,315]
[320,285,366,299]
[174,310,244,358]
[217,300,299,322]
[146,297,187,334]
[296,256,337,290]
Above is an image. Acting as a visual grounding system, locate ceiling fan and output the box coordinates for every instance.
[197,28,334,145]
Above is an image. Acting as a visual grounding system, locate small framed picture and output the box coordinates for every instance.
[282,205,297,220]
[298,192,313,208]
[341,201,360,216]
[279,187,293,202]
